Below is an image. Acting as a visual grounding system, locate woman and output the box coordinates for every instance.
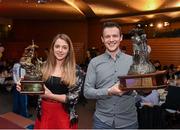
[17,34,85,129]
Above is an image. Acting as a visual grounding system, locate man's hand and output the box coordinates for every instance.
[16,80,22,92]
[108,83,126,96]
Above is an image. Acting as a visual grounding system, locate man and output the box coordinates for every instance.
[12,61,29,117]
[0,43,5,60]
[84,21,138,129]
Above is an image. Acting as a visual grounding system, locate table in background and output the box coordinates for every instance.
[0,116,23,129]
[0,112,34,128]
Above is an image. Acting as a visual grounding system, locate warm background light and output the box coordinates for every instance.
[7,24,11,28]
[149,23,154,27]
[88,5,122,15]
[164,22,170,27]
[121,0,165,11]
[157,23,163,28]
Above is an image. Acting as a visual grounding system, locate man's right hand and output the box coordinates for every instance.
[108,83,126,96]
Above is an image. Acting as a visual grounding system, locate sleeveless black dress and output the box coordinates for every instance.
[45,76,69,94]
[34,76,77,129]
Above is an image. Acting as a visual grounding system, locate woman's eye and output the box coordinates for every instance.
[104,35,110,39]
[54,45,60,48]
[62,46,68,50]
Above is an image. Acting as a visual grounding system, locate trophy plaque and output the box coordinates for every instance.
[20,41,44,94]
[119,70,167,90]
[119,29,167,90]
[20,80,44,94]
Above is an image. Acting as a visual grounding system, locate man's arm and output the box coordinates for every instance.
[12,64,19,84]
[84,60,109,99]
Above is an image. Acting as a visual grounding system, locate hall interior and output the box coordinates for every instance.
[0,0,180,66]
[0,0,180,129]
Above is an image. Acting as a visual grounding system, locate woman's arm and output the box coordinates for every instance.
[41,66,85,104]
[66,66,85,105]
[41,85,67,103]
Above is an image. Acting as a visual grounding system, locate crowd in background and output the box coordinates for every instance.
[0,41,180,129]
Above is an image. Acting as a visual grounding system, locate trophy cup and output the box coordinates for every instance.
[20,41,44,94]
[119,28,167,90]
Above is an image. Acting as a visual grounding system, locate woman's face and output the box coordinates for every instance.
[53,38,69,61]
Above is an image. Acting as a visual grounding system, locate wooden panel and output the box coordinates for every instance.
[3,41,85,64]
[3,19,88,64]
[121,38,180,66]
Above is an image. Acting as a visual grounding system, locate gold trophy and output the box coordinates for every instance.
[119,29,167,90]
[20,40,44,94]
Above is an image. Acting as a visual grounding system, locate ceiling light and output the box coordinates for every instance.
[146,14,155,18]
[174,1,180,7]
[37,0,47,4]
[149,23,154,27]
[89,4,121,15]
[157,23,163,28]
[124,0,164,11]
[137,23,142,28]
[63,0,85,16]
[7,24,11,28]
[164,22,170,27]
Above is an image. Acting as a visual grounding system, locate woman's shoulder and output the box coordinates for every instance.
[75,65,86,82]
[76,65,85,74]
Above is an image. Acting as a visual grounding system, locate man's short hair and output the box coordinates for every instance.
[102,21,122,35]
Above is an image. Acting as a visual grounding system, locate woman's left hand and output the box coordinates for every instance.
[41,85,52,98]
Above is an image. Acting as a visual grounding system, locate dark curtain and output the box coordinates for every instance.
[137,105,167,128]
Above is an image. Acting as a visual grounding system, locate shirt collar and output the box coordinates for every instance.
[104,49,123,60]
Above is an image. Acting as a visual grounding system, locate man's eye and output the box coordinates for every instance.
[113,35,118,38]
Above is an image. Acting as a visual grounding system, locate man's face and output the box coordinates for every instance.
[101,27,122,53]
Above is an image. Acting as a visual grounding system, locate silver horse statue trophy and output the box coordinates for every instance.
[119,28,167,90]
[128,28,156,75]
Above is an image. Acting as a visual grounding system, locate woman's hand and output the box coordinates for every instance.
[41,85,53,98]
[40,85,66,103]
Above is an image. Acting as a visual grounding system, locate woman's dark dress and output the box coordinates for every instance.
[34,76,77,129]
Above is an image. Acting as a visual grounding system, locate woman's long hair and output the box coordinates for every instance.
[42,34,76,87]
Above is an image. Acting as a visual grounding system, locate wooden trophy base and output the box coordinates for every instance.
[118,70,167,90]
[20,80,44,94]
